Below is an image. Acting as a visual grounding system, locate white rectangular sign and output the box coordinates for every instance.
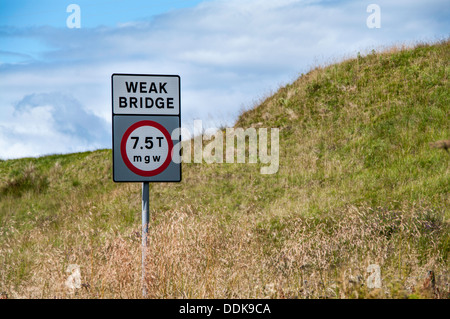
[112,74,180,116]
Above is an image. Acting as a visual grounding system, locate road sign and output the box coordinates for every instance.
[111,73,181,297]
[112,74,180,116]
[121,120,173,177]
[112,74,181,182]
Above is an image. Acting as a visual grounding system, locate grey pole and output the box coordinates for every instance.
[142,182,149,297]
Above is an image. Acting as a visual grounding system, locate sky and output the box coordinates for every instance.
[0,0,449,159]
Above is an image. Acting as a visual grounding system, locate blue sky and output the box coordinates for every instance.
[0,0,449,159]
[0,0,207,27]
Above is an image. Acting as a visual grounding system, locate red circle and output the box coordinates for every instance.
[120,120,173,177]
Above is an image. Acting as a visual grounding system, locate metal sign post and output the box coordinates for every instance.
[111,74,181,298]
[142,182,149,297]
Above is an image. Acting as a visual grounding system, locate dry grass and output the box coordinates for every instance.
[1,202,447,299]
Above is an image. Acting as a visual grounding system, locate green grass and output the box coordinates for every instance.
[0,39,449,299]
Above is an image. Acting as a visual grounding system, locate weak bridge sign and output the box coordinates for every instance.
[112,73,181,182]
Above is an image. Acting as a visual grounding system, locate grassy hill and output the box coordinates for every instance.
[0,39,449,299]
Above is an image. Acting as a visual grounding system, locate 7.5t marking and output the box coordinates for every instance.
[120,120,173,177]
[130,136,164,150]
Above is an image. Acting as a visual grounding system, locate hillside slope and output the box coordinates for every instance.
[0,39,448,299]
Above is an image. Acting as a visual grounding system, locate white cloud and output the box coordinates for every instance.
[0,0,448,159]
[0,93,109,159]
